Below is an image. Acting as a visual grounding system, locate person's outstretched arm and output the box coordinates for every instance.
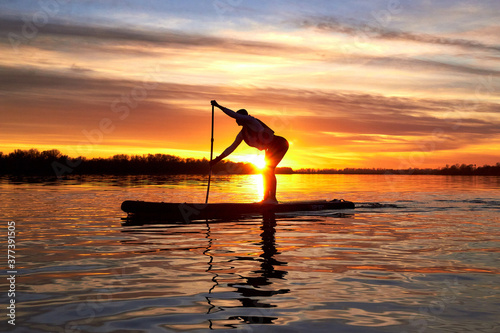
[211,100,250,122]
[211,131,243,166]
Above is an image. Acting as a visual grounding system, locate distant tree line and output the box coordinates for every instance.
[436,163,500,175]
[1,149,499,176]
[0,149,291,177]
[295,163,500,176]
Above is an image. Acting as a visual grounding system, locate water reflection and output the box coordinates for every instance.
[2,175,499,332]
[0,174,211,188]
[205,214,288,328]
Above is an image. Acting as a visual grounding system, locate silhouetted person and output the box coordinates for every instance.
[210,100,289,204]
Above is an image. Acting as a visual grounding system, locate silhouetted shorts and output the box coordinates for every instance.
[265,136,289,168]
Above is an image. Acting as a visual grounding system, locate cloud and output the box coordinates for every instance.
[3,14,498,88]
[361,56,500,77]
[1,65,499,168]
[2,64,498,129]
[0,16,309,57]
[296,15,500,53]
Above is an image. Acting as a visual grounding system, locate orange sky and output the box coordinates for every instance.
[1,1,499,169]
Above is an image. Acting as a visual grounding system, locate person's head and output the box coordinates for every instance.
[236,109,248,126]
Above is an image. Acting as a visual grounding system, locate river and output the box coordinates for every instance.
[0,174,499,332]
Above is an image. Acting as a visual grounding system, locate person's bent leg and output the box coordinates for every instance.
[263,166,277,203]
[263,136,289,204]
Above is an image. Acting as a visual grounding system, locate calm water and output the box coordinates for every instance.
[0,174,499,333]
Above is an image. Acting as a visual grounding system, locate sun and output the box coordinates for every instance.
[242,154,267,171]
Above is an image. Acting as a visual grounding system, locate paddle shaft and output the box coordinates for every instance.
[205,104,214,204]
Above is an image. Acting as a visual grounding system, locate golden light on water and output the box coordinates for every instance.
[231,155,266,201]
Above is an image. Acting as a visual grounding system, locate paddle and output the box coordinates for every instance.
[205,104,215,204]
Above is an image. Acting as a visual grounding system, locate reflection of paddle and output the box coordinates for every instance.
[205,104,215,204]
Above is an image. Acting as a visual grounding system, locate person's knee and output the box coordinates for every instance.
[264,166,276,174]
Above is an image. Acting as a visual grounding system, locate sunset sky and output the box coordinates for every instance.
[1,0,499,169]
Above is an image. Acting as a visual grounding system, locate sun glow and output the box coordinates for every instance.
[238,154,267,171]
[253,155,267,170]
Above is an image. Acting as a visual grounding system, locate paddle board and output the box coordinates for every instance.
[121,199,355,223]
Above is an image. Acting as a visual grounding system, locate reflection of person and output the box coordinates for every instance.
[210,100,289,204]
[227,214,289,317]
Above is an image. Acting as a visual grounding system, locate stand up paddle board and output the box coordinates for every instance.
[121,199,355,223]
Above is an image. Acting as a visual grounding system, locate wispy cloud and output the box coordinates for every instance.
[296,15,500,53]
[2,65,498,164]
[0,17,308,56]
